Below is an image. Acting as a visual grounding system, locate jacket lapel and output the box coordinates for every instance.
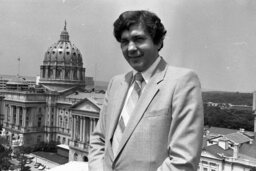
[107,71,133,159]
[114,58,168,159]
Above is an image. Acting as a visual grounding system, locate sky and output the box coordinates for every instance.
[0,0,256,92]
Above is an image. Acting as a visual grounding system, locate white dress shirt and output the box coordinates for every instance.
[120,56,161,126]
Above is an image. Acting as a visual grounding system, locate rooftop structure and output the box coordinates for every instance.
[200,127,256,171]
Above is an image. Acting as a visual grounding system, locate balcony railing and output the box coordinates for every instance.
[3,123,45,133]
[69,139,89,151]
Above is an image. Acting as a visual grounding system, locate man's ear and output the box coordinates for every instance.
[157,39,164,51]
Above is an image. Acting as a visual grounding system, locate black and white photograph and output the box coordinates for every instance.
[0,0,256,171]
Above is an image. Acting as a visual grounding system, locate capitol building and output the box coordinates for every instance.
[0,23,104,162]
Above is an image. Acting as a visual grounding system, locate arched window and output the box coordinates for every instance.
[83,156,88,162]
[74,153,78,161]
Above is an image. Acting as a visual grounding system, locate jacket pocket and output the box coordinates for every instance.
[143,108,170,118]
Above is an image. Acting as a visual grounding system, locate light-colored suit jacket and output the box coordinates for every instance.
[88,58,204,171]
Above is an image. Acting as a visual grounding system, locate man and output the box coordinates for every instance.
[89,10,204,171]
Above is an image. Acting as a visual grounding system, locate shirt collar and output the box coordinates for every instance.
[133,56,161,84]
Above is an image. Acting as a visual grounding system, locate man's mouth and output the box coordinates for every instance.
[128,55,143,59]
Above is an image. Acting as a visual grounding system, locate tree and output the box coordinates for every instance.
[14,146,29,171]
[204,105,254,131]
[0,144,12,170]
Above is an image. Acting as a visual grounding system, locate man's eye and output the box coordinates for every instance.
[134,37,145,42]
[120,40,128,45]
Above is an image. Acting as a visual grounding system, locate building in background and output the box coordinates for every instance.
[0,23,104,162]
[199,127,256,171]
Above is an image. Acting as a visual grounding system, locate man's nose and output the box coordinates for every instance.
[128,42,137,52]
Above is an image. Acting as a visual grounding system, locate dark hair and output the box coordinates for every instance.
[113,10,167,51]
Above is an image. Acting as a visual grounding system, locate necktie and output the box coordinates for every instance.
[112,72,144,156]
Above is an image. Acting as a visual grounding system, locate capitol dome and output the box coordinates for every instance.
[39,22,86,92]
[43,23,83,67]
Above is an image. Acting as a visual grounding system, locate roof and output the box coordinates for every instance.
[71,97,101,110]
[224,132,251,144]
[239,141,256,158]
[57,144,70,150]
[243,131,255,138]
[205,144,233,158]
[208,127,237,136]
[208,127,254,139]
[67,92,105,106]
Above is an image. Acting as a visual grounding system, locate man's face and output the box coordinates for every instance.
[120,24,161,72]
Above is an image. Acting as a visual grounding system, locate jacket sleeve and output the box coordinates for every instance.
[157,71,204,171]
[88,78,114,171]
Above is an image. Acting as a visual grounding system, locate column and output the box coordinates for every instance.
[4,104,8,123]
[30,108,34,127]
[90,118,93,134]
[94,119,96,129]
[82,117,86,142]
[86,118,90,142]
[80,116,83,141]
[16,106,20,126]
[53,67,56,79]
[91,118,95,132]
[56,113,59,129]
[74,116,77,139]
[19,108,23,125]
[61,67,64,79]
[70,69,74,80]
[70,115,74,140]
[77,69,80,80]
[45,67,48,79]
[22,107,27,127]
[40,67,43,78]
[10,105,13,124]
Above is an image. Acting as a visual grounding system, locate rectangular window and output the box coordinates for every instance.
[26,116,29,126]
[210,163,217,166]
[38,117,42,127]
[202,161,208,165]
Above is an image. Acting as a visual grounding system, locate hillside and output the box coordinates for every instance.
[203,91,254,131]
[202,91,253,106]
